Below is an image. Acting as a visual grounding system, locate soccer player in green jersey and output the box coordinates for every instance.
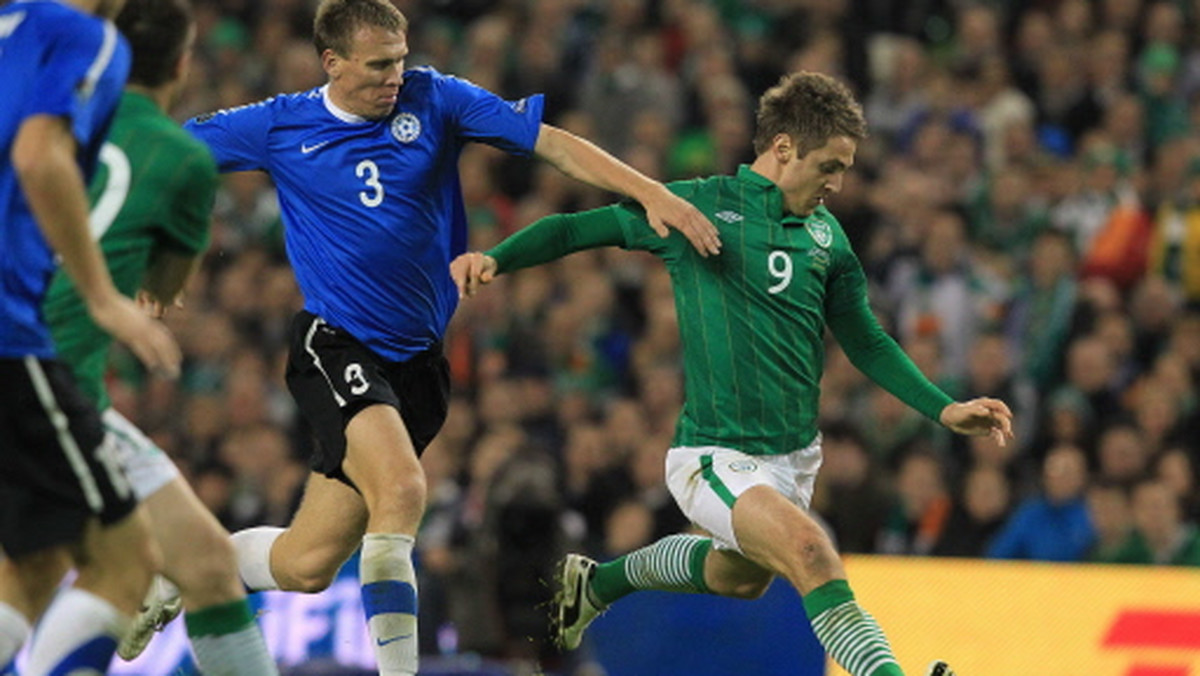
[451,72,1013,676]
[40,0,278,672]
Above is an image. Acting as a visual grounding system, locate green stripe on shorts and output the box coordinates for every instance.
[700,454,738,508]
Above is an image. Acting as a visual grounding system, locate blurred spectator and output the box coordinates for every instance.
[987,444,1094,561]
[812,422,891,554]
[1004,229,1078,391]
[931,465,1012,557]
[1155,445,1200,523]
[877,449,952,556]
[1095,422,1151,485]
[1096,477,1200,565]
[1085,480,1133,562]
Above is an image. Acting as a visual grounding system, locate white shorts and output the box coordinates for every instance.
[665,438,822,553]
[101,408,180,502]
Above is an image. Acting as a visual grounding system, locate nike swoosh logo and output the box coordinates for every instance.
[376,633,413,647]
[301,140,331,154]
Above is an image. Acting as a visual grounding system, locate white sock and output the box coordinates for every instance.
[360,533,418,676]
[186,599,278,675]
[0,602,30,671]
[26,588,127,676]
[231,527,284,591]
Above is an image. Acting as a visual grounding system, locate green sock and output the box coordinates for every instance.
[803,579,903,676]
[590,534,712,605]
[186,599,278,676]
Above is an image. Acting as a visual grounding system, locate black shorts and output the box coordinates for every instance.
[0,357,137,558]
[286,311,450,486]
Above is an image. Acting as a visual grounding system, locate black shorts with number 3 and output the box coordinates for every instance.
[285,311,450,486]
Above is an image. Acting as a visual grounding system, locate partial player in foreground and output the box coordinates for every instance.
[40,0,278,671]
[453,72,1012,676]
[0,0,182,672]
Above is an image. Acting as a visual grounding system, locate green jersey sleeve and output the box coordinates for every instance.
[157,140,217,255]
[489,206,627,274]
[613,180,698,263]
[489,179,700,273]
[825,248,954,422]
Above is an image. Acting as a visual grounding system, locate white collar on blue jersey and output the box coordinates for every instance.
[321,85,368,124]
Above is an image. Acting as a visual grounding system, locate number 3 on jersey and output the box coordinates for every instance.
[357,159,384,207]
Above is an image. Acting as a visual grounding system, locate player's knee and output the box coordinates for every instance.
[287,564,339,594]
[365,471,427,520]
[780,526,841,581]
[282,543,347,594]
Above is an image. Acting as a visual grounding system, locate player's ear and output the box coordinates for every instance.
[173,49,191,85]
[322,49,342,78]
[774,133,794,164]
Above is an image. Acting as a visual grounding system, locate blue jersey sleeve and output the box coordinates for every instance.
[184,99,275,172]
[435,73,543,155]
[27,17,126,150]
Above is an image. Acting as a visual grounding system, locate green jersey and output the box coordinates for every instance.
[44,92,217,408]
[490,165,953,455]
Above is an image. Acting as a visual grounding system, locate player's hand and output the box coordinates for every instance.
[136,289,184,319]
[642,185,722,257]
[450,252,497,299]
[940,397,1014,446]
[89,293,181,379]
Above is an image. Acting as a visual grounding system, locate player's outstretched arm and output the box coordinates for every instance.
[533,124,721,257]
[452,207,630,299]
[939,397,1015,446]
[13,115,181,378]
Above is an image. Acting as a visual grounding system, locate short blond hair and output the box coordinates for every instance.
[313,0,407,57]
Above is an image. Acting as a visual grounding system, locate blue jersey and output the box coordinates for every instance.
[0,0,129,358]
[185,67,544,361]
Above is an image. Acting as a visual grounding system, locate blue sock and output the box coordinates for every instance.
[26,588,125,676]
[361,534,418,675]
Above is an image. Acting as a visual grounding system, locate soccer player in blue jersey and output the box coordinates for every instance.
[0,0,181,673]
[163,0,719,673]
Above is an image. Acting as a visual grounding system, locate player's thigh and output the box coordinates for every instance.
[665,444,820,553]
[341,404,424,501]
[731,486,843,594]
[285,311,423,485]
[340,341,450,495]
[101,408,179,502]
[274,472,369,580]
[141,477,240,597]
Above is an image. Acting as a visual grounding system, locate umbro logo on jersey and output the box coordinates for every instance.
[301,140,331,154]
[714,210,744,223]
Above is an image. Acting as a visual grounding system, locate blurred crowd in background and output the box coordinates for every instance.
[102,0,1200,664]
